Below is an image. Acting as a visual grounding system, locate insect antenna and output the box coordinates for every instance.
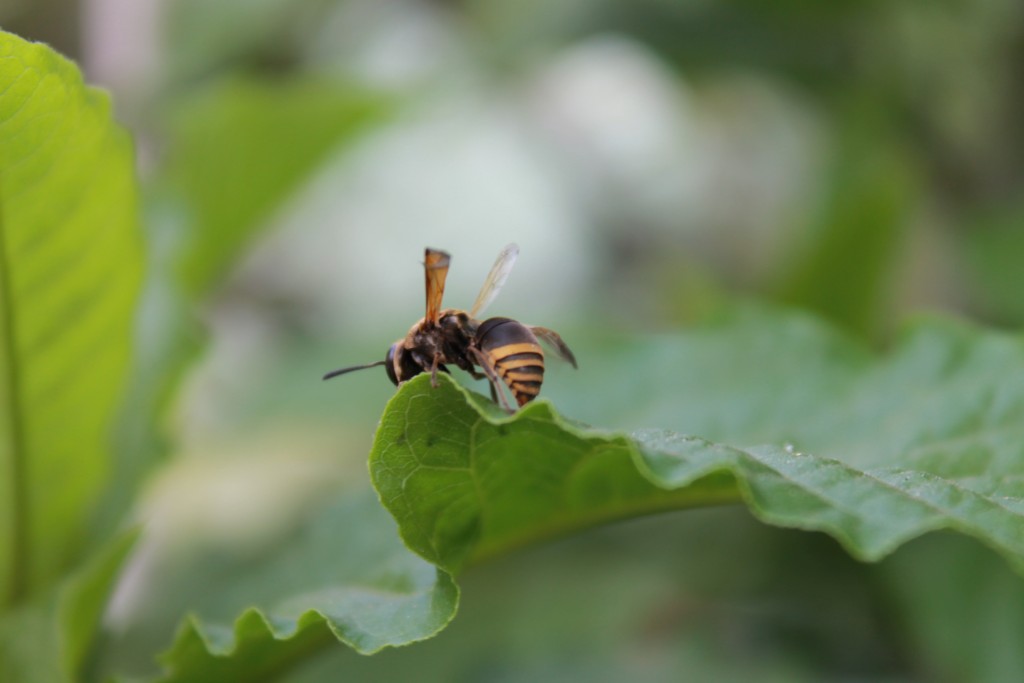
[322,360,387,381]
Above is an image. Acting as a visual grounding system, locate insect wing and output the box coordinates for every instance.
[470,243,519,318]
[530,326,578,368]
[424,248,451,325]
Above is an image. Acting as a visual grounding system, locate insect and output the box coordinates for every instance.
[323,243,576,412]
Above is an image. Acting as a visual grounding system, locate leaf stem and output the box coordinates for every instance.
[0,192,28,607]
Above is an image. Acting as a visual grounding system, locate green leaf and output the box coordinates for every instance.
[0,31,142,605]
[0,593,63,682]
[164,78,391,295]
[0,530,136,682]
[152,490,458,682]
[370,310,1024,576]
[58,530,138,681]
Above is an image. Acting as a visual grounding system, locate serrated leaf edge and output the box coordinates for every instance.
[387,374,1024,576]
[155,568,459,680]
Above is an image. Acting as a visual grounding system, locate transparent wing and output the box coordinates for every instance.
[470,243,519,318]
[424,248,451,325]
[530,326,578,368]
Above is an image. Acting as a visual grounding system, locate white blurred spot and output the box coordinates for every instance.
[233,89,591,338]
[304,0,465,88]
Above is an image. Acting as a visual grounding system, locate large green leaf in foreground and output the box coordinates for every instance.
[0,32,141,605]
[156,308,1024,678]
[371,312,1024,575]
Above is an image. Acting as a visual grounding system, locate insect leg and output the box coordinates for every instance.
[429,352,441,388]
[468,346,515,413]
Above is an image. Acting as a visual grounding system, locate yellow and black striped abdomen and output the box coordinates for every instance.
[475,318,545,406]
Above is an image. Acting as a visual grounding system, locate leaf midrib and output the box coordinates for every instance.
[0,191,27,607]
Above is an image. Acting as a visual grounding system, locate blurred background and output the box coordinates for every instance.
[5,0,1024,681]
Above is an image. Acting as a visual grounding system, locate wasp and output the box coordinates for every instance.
[323,244,576,412]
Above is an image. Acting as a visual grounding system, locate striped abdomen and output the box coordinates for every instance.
[475,318,545,406]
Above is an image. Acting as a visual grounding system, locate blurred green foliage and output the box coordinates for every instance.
[2,0,1024,681]
[163,79,392,295]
